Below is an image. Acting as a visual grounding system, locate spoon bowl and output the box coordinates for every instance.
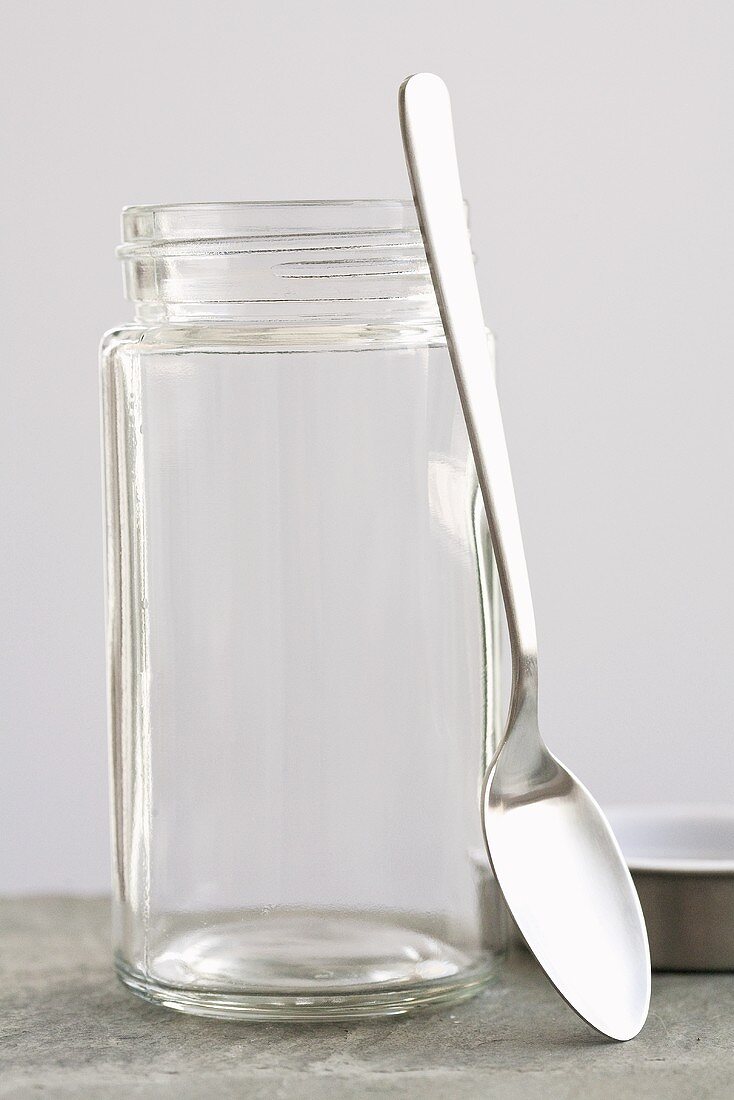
[484,718,650,1040]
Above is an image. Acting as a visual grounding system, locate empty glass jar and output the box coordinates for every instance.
[100,201,504,1020]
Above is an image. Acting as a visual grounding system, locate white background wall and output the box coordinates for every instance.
[2,0,733,893]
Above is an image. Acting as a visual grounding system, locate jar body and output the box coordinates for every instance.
[101,203,504,1020]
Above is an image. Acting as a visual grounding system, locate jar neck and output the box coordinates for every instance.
[118,201,443,327]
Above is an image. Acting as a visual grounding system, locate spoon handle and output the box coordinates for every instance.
[399,73,538,692]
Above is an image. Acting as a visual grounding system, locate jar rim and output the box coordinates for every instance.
[121,200,420,249]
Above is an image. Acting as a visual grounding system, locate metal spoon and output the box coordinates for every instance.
[399,72,650,1041]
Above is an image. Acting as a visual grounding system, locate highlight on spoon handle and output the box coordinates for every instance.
[399,73,538,690]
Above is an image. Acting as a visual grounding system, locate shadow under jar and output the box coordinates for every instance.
[100,201,505,1020]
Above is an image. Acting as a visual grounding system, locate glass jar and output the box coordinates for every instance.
[100,201,504,1020]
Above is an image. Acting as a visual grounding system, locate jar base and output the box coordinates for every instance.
[116,958,498,1020]
[115,910,500,1021]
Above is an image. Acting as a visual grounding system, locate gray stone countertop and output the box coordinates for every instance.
[1,896,732,1098]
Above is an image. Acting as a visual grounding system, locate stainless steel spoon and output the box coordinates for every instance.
[399,72,650,1041]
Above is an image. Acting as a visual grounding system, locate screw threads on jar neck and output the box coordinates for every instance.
[118,201,444,326]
